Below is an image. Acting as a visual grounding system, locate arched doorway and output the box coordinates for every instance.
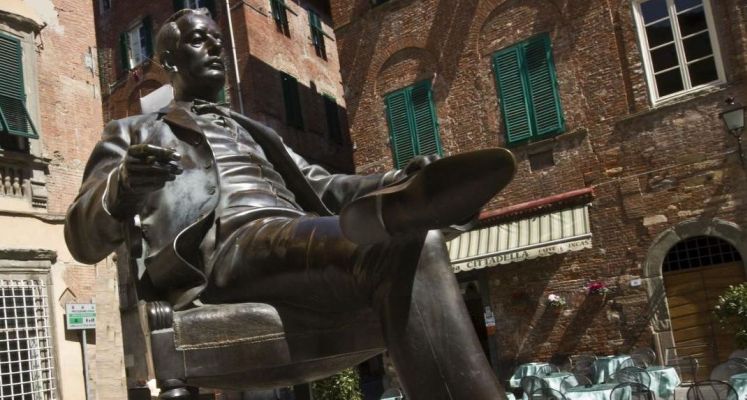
[662,235,745,379]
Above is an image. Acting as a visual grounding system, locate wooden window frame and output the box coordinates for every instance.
[632,0,725,105]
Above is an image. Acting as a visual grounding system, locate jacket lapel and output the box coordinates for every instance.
[162,107,204,146]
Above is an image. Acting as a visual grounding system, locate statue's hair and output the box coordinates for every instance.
[155,7,212,64]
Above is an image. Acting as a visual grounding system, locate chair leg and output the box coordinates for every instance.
[158,379,196,399]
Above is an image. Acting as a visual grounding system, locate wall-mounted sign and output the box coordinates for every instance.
[66,303,96,330]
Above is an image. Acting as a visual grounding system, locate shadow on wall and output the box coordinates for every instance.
[241,54,355,174]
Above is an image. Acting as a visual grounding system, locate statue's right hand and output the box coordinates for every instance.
[119,144,183,194]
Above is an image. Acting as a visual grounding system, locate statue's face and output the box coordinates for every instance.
[171,13,225,95]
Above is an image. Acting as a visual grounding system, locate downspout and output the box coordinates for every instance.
[225,0,245,114]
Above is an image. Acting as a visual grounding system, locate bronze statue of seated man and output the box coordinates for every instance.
[64,8,514,400]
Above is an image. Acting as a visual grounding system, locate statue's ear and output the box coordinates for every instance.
[161,50,177,72]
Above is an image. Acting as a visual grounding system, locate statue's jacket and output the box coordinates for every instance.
[65,103,398,309]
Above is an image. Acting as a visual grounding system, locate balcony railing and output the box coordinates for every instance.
[0,164,29,200]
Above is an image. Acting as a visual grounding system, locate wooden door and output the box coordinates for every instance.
[664,262,745,380]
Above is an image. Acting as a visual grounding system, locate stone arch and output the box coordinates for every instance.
[476,0,567,57]
[642,218,747,360]
[375,47,439,98]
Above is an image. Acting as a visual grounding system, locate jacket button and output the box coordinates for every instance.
[207,186,216,195]
[204,162,212,169]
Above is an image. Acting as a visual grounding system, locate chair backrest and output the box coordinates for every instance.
[614,366,651,388]
[710,359,747,381]
[530,387,567,400]
[729,350,747,359]
[560,374,592,392]
[537,364,561,376]
[571,353,597,377]
[521,376,549,399]
[617,357,638,370]
[686,380,739,400]
[631,347,657,367]
[550,354,573,372]
[611,382,655,400]
[666,354,700,383]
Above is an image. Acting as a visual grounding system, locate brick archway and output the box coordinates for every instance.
[642,218,747,361]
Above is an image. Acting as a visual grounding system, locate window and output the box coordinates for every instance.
[492,33,564,145]
[119,18,153,71]
[280,72,304,129]
[384,80,442,169]
[0,33,38,151]
[173,0,216,16]
[0,277,57,399]
[99,0,111,13]
[308,10,326,60]
[270,0,290,36]
[634,0,724,102]
[323,95,342,144]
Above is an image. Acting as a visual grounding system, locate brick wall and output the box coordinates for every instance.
[331,0,747,376]
[96,0,354,172]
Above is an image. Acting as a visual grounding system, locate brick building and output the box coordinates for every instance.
[330,0,747,382]
[0,0,125,399]
[95,0,353,172]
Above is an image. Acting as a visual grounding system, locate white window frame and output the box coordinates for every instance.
[126,22,148,69]
[633,0,725,105]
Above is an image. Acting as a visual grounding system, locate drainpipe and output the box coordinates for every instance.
[224,0,245,114]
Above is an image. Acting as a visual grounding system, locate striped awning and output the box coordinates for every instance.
[446,204,592,273]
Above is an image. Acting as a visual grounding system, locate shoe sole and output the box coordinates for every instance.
[341,148,516,244]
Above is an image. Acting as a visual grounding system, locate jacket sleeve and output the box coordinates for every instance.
[284,143,404,213]
[64,119,131,264]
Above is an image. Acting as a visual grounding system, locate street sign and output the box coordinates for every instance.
[66,303,96,330]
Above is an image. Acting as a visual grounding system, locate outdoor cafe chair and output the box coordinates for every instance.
[613,366,652,389]
[522,376,550,399]
[666,353,700,384]
[618,357,640,370]
[560,373,593,392]
[685,380,739,400]
[571,353,597,378]
[631,347,657,367]
[611,382,655,400]
[550,354,574,372]
[710,359,747,382]
[538,364,562,376]
[531,387,568,400]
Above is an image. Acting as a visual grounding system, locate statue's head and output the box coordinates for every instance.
[156,8,225,101]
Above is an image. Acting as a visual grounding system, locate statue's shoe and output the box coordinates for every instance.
[340,148,516,245]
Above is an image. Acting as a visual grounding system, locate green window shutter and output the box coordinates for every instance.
[525,34,564,137]
[281,72,304,129]
[385,90,415,169]
[0,34,37,139]
[410,81,441,157]
[119,31,130,71]
[493,46,532,144]
[142,16,154,59]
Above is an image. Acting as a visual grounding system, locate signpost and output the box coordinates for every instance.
[66,303,95,400]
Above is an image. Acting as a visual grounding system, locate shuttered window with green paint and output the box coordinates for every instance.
[308,10,326,59]
[270,0,290,36]
[0,34,38,140]
[280,72,304,129]
[385,80,441,169]
[492,33,564,145]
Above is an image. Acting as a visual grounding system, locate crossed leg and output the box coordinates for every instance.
[201,215,506,400]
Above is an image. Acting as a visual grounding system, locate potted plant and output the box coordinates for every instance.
[714,283,747,349]
[547,294,567,308]
[585,281,611,296]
